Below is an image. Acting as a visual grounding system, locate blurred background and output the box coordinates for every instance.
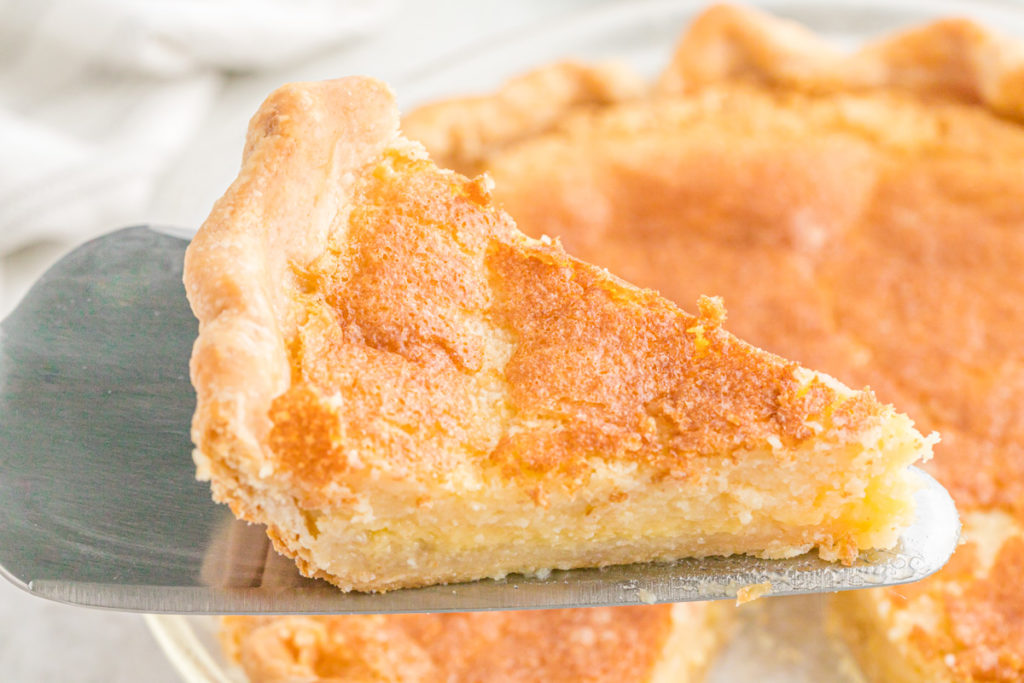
[0,1,598,680]
[0,0,603,319]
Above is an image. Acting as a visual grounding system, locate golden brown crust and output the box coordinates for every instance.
[658,3,1024,121]
[409,6,1024,177]
[403,61,645,175]
[220,604,728,683]
[185,77,400,497]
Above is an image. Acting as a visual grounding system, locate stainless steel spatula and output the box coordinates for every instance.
[0,227,960,614]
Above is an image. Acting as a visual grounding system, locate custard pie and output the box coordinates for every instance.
[220,603,729,683]
[184,73,933,593]
[404,4,1024,679]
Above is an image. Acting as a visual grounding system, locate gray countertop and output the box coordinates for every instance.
[1,582,178,683]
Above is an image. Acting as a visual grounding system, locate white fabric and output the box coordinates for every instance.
[0,0,395,254]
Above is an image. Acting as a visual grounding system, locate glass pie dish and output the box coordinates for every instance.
[146,0,1024,680]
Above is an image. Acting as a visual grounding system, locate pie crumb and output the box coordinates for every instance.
[736,581,772,606]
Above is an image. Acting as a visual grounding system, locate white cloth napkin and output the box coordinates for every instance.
[0,0,396,255]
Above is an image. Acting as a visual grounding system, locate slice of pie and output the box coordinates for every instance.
[184,75,935,593]
[220,603,730,682]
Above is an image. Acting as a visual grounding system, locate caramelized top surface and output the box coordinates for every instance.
[222,607,675,683]
[269,137,877,507]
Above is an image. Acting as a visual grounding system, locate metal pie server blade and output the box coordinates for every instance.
[0,227,960,614]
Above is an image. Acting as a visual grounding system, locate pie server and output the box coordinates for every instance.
[0,226,961,614]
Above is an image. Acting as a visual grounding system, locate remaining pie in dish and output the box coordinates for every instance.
[220,604,729,683]
[184,73,934,592]
[405,3,1024,680]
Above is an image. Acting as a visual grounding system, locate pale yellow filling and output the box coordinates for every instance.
[236,410,932,592]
